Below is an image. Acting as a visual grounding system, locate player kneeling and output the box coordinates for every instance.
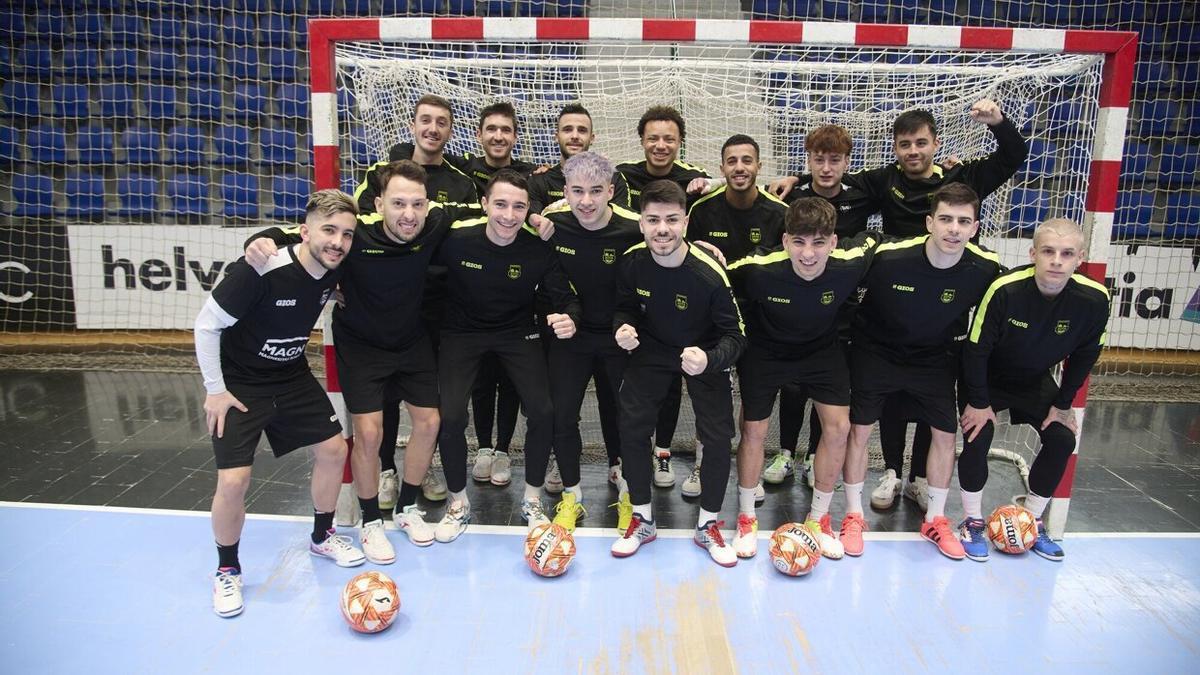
[957,218,1109,562]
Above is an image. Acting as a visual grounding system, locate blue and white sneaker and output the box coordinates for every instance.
[1032,519,1064,561]
[958,517,989,562]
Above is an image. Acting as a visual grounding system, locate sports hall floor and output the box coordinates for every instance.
[1,369,1198,673]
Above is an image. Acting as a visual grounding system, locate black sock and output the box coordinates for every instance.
[397,481,420,510]
[380,452,398,474]
[312,510,334,544]
[358,496,382,524]
[216,541,240,571]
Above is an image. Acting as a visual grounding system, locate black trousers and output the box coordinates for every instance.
[619,344,734,513]
[548,330,627,487]
[655,374,683,448]
[438,331,554,493]
[471,352,519,453]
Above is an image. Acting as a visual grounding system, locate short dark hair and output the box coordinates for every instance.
[785,197,836,238]
[479,101,518,133]
[639,179,687,211]
[413,94,454,123]
[721,134,760,160]
[484,168,529,198]
[893,108,937,139]
[557,103,592,125]
[637,105,686,141]
[928,182,980,220]
[374,159,427,195]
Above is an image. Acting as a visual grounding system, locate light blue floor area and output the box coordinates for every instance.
[2,504,1197,674]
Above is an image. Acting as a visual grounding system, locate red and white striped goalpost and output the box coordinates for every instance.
[306,17,1137,538]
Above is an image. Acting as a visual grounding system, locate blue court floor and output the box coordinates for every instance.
[2,503,1196,674]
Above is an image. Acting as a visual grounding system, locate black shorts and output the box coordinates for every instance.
[849,346,958,433]
[336,333,439,414]
[986,373,1060,426]
[737,342,850,421]
[212,376,343,469]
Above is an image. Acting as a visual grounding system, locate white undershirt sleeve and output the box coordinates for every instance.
[194,296,239,396]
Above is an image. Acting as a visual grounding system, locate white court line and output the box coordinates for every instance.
[4,501,1200,540]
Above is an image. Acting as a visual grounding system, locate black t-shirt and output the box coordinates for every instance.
[354,143,478,212]
[543,204,644,334]
[211,245,340,393]
[782,180,876,238]
[853,235,1002,365]
[616,159,710,211]
[728,233,877,357]
[527,162,632,215]
[686,186,788,261]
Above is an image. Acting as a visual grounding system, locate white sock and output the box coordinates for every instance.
[617,477,629,493]
[737,486,757,515]
[655,446,671,457]
[1024,493,1050,518]
[696,441,704,463]
[566,484,583,500]
[844,481,864,514]
[960,489,984,519]
[926,486,949,521]
[495,450,508,458]
[809,488,834,520]
[523,483,540,501]
[634,503,652,521]
[698,508,720,529]
[450,490,469,510]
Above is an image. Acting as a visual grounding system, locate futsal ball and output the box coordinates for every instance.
[524,523,577,577]
[986,505,1038,554]
[341,571,400,633]
[768,522,823,577]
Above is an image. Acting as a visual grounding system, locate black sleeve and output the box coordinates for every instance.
[354,161,385,214]
[963,284,1007,409]
[244,226,300,252]
[540,256,582,325]
[210,260,267,320]
[958,117,1028,199]
[845,166,889,203]
[703,281,748,373]
[613,172,632,210]
[613,254,641,334]
[527,173,547,215]
[1054,309,1108,410]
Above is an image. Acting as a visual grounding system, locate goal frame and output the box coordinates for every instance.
[307,17,1138,539]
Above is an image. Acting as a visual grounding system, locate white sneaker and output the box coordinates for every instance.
[611,515,657,557]
[904,476,930,512]
[335,482,360,527]
[755,481,765,506]
[802,454,815,489]
[694,520,737,567]
[490,452,512,486]
[870,469,902,511]
[763,452,794,484]
[680,463,701,497]
[806,514,845,560]
[732,513,758,559]
[653,452,675,487]
[435,501,471,543]
[393,504,434,547]
[472,448,494,482]
[310,531,367,567]
[378,469,398,511]
[359,519,396,565]
[608,461,623,488]
[212,569,243,618]
[422,467,448,501]
[522,497,551,531]
[544,457,564,494]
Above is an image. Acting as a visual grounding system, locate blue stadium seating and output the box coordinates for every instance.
[65,173,108,219]
[187,15,220,43]
[236,0,272,12]
[10,174,55,218]
[77,126,115,165]
[224,15,256,45]
[1120,142,1152,184]
[478,2,514,16]
[1158,144,1199,186]
[2,81,41,117]
[1113,190,1156,240]
[186,83,224,121]
[183,47,221,82]
[519,1,555,16]
[110,15,144,45]
[260,128,298,165]
[925,0,958,22]
[1137,101,1179,137]
[168,173,210,217]
[271,175,310,220]
[267,47,299,82]
[149,17,184,44]
[52,84,90,118]
[346,131,374,166]
[34,12,67,38]
[1134,61,1172,98]
[824,0,852,21]
[115,174,159,217]
[1025,139,1057,177]
[147,46,179,81]
[227,47,260,80]
[16,43,53,77]
[167,126,205,165]
[749,0,783,20]
[0,126,16,165]
[121,127,161,164]
[344,0,375,15]
[276,83,309,119]
[221,173,259,218]
[98,83,134,118]
[0,12,26,43]
[28,125,68,164]
[261,15,294,47]
[1165,193,1199,229]
[559,0,587,17]
[1008,187,1049,234]
[61,45,101,80]
[230,84,267,120]
[143,85,177,119]
[859,0,892,23]
[1046,99,1086,136]
[276,0,308,13]
[103,48,140,80]
[212,126,251,165]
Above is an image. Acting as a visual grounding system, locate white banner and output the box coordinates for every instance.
[992,239,1200,350]
[68,225,259,330]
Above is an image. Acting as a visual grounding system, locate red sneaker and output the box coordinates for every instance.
[920,516,966,560]
[839,512,867,557]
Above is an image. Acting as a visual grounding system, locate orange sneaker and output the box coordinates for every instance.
[839,513,867,557]
[920,516,965,560]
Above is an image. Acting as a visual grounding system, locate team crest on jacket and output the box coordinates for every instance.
[940,289,956,303]
[1055,319,1070,335]
[675,294,688,310]
[820,290,835,305]
[602,248,616,265]
[749,227,762,244]
[507,264,522,280]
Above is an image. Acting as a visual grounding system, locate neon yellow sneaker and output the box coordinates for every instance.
[552,491,587,532]
[611,491,633,534]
